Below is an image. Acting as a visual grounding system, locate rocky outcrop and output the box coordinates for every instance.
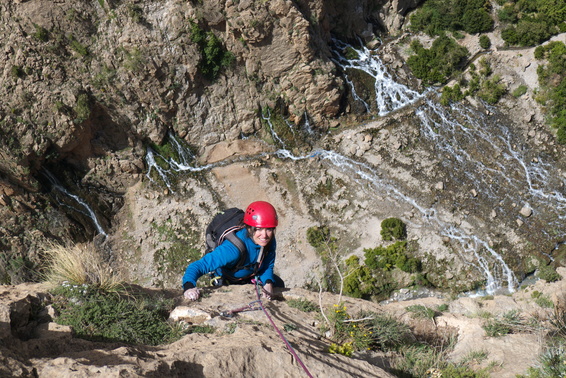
[0,0,419,281]
[2,270,565,377]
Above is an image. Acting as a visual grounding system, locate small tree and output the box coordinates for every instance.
[380,218,407,241]
[479,35,491,49]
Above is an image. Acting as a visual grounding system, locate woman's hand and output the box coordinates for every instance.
[183,288,200,301]
[262,283,273,300]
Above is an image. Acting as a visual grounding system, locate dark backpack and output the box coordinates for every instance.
[205,208,248,271]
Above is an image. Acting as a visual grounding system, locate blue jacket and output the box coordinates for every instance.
[182,228,276,290]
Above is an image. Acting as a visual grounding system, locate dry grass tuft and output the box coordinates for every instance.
[43,242,123,291]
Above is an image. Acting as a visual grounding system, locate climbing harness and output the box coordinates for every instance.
[252,278,314,378]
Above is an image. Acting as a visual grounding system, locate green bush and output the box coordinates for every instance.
[68,34,88,56]
[189,21,234,81]
[441,83,466,105]
[462,9,493,34]
[479,35,491,49]
[380,218,407,241]
[343,256,378,298]
[365,311,412,351]
[365,241,420,274]
[33,24,49,42]
[306,226,332,249]
[409,0,494,36]
[287,298,318,312]
[406,305,437,320]
[537,264,562,282]
[52,285,185,345]
[512,85,528,97]
[73,93,91,123]
[407,35,469,86]
[477,75,507,104]
[535,41,566,144]
[498,0,564,47]
[482,319,512,337]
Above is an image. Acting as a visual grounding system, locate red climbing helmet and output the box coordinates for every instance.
[243,201,278,228]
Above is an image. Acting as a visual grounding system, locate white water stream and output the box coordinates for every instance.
[145,40,565,295]
[42,169,108,238]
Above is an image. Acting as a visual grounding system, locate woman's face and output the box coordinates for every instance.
[252,227,275,247]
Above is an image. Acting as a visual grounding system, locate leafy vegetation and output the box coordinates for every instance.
[407,35,469,85]
[380,217,407,241]
[51,283,185,345]
[519,307,566,377]
[189,20,234,81]
[323,303,488,376]
[409,0,493,36]
[440,58,507,105]
[365,241,421,273]
[287,298,318,312]
[534,41,566,144]
[479,35,491,49]
[498,0,565,47]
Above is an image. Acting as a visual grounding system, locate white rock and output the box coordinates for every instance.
[519,205,532,217]
[169,306,211,324]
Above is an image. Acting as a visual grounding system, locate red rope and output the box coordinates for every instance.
[253,279,313,378]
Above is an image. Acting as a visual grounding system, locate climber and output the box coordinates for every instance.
[182,201,283,302]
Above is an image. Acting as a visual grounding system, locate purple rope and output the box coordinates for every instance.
[254,280,313,378]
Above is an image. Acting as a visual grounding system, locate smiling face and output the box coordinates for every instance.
[251,227,275,247]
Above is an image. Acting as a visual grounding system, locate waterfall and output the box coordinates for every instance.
[42,169,108,238]
[331,38,423,116]
[144,39,565,296]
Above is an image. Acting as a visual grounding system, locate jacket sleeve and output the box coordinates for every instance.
[182,241,241,290]
[257,239,276,284]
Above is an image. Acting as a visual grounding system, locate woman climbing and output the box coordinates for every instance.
[182,201,283,301]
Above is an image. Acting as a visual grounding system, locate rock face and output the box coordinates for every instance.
[2,270,566,377]
[0,0,424,282]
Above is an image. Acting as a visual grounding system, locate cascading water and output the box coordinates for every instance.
[145,39,565,296]
[41,169,108,238]
[331,38,423,116]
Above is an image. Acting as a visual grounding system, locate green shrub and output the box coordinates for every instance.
[406,304,437,320]
[343,256,378,298]
[306,226,332,249]
[52,285,185,345]
[73,93,91,123]
[477,75,507,104]
[287,298,318,312]
[441,83,466,105]
[365,311,412,351]
[535,41,566,144]
[127,4,144,23]
[479,35,491,49]
[33,24,49,42]
[365,241,420,273]
[409,0,494,36]
[68,35,88,56]
[462,8,493,34]
[482,319,511,337]
[407,35,469,86]
[512,85,528,97]
[537,264,562,282]
[380,218,407,241]
[189,21,234,81]
[11,65,24,79]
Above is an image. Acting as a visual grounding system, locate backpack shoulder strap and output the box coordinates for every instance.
[225,232,247,270]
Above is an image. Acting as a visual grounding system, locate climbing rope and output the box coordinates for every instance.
[252,278,314,378]
[220,300,262,317]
